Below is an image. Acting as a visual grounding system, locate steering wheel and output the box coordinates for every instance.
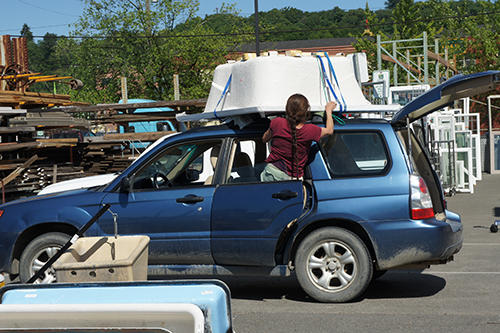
[152,172,173,189]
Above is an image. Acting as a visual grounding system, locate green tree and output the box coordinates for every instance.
[385,0,401,10]
[58,0,248,104]
[20,24,33,41]
[433,0,499,73]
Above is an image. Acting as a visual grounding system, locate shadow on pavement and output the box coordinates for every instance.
[365,271,446,299]
[151,271,446,302]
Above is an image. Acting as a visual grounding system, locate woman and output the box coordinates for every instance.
[261,94,335,181]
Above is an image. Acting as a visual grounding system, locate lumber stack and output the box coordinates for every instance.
[82,141,137,174]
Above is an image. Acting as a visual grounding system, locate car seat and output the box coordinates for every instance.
[230,152,256,183]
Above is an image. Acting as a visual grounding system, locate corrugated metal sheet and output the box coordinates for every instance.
[0,35,13,91]
[0,35,12,69]
[12,37,28,73]
[0,36,29,91]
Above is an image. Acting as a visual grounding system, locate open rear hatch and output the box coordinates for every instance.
[391,71,500,126]
[393,71,499,220]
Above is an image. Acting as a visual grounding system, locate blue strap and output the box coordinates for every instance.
[316,55,342,112]
[324,52,346,112]
[213,74,232,120]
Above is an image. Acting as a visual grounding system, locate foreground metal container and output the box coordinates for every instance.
[0,280,232,333]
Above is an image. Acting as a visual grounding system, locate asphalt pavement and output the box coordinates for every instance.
[227,173,500,333]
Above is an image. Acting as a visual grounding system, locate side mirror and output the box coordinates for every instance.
[120,177,131,192]
[186,169,200,182]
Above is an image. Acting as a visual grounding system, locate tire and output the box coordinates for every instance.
[19,232,70,284]
[295,227,373,302]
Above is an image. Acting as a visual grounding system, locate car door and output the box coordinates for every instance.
[210,137,305,267]
[98,139,223,265]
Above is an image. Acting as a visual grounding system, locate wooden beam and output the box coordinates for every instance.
[1,155,38,187]
[52,164,57,184]
[0,126,35,133]
[36,138,79,144]
[83,131,174,143]
[381,54,420,74]
[0,163,22,171]
[0,91,88,107]
[94,114,177,123]
[102,131,174,142]
[428,51,458,73]
[46,98,207,113]
[0,142,38,152]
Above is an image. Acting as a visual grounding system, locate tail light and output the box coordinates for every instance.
[410,174,434,220]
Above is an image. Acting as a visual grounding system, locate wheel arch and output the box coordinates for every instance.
[10,222,77,275]
[284,219,378,268]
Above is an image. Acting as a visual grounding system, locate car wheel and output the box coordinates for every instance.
[295,227,372,302]
[19,232,70,284]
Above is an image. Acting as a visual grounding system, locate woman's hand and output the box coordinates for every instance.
[320,102,335,138]
[325,101,337,113]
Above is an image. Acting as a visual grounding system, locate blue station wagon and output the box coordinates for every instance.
[0,71,498,302]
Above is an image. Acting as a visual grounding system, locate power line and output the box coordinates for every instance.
[13,10,500,40]
[17,0,79,17]
[0,24,72,33]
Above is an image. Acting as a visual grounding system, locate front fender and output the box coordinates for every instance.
[0,190,107,272]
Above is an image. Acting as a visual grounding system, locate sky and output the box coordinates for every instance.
[0,0,389,38]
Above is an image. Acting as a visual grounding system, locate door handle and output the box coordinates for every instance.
[272,190,298,200]
[176,195,204,204]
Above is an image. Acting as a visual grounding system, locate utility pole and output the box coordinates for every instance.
[254,0,260,56]
[145,0,157,34]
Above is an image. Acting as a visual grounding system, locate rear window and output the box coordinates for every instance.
[320,131,390,177]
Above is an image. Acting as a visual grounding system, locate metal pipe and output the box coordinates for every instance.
[435,38,439,85]
[392,41,398,86]
[406,49,410,84]
[377,35,381,70]
[254,0,260,56]
[423,31,428,84]
[380,37,423,43]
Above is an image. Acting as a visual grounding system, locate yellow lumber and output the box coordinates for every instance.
[0,73,40,80]
[28,75,57,80]
[34,76,72,83]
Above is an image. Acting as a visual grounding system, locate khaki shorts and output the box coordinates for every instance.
[260,163,293,182]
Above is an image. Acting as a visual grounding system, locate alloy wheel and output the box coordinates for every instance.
[306,240,357,292]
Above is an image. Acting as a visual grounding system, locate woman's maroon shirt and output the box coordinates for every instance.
[265,117,322,178]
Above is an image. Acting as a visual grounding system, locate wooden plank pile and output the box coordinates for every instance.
[0,98,205,202]
[80,131,174,174]
[81,142,135,175]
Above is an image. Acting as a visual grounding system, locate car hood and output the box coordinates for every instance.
[38,173,118,195]
[391,70,500,126]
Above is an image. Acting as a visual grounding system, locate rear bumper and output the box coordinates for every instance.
[363,212,463,270]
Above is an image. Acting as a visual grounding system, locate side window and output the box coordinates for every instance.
[321,131,389,177]
[132,140,222,190]
[225,138,268,184]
